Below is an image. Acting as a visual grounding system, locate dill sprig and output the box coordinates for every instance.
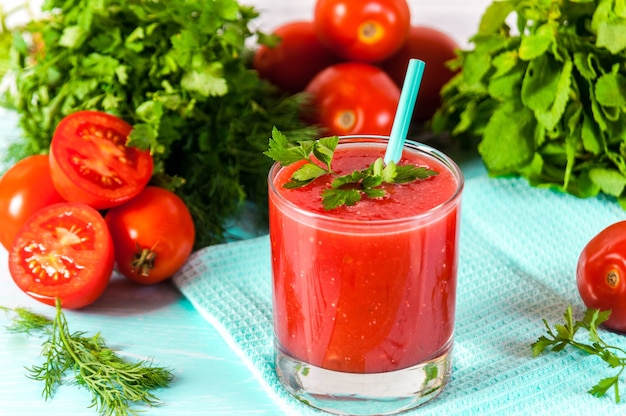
[1,299,174,416]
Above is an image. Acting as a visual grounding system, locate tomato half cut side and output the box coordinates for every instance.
[49,110,153,210]
[9,202,114,309]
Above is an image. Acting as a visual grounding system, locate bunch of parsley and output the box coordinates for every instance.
[1,0,317,248]
[433,0,626,206]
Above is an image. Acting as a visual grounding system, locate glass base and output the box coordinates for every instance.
[275,340,452,415]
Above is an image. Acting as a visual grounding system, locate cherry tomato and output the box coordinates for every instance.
[304,62,400,136]
[0,155,66,251]
[379,26,460,122]
[577,221,626,333]
[49,110,153,210]
[313,0,411,63]
[9,202,114,309]
[105,186,195,285]
[253,21,342,94]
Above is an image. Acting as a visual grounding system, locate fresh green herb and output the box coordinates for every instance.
[264,127,438,210]
[0,4,14,80]
[433,0,626,207]
[532,305,626,403]
[0,305,53,334]
[1,300,174,416]
[1,0,317,248]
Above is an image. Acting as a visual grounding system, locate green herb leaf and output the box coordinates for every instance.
[589,376,620,400]
[1,300,174,415]
[331,169,368,188]
[0,305,52,334]
[289,163,329,186]
[595,72,626,107]
[394,164,439,183]
[313,136,339,171]
[434,0,626,204]
[322,188,362,210]
[264,127,314,166]
[265,128,334,188]
[266,131,439,210]
[532,305,626,403]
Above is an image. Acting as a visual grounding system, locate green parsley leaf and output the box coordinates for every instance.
[395,164,439,183]
[288,163,329,186]
[313,136,339,171]
[532,305,626,403]
[331,169,368,188]
[266,131,439,210]
[322,188,362,210]
[265,128,315,166]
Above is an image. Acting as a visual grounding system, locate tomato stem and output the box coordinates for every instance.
[131,246,156,277]
[358,20,383,44]
[607,270,620,288]
[338,110,356,130]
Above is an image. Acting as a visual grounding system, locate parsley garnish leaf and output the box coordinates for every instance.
[322,188,362,209]
[288,163,329,186]
[313,136,339,171]
[395,165,440,183]
[532,305,626,403]
[264,127,314,166]
[266,129,439,210]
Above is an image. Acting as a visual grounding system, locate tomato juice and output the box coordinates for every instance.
[268,138,463,377]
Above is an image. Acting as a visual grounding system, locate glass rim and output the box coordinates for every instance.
[268,135,464,227]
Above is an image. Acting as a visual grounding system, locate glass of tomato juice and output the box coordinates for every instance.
[268,136,463,415]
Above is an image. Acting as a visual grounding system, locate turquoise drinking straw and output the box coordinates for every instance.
[383,58,426,164]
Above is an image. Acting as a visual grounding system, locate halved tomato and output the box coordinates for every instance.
[9,202,114,309]
[49,110,153,210]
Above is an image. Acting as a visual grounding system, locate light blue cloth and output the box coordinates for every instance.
[173,174,626,415]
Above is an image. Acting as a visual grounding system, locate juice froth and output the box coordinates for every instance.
[269,139,462,374]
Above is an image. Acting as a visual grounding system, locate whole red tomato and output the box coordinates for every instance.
[49,110,153,210]
[313,0,411,63]
[9,202,114,309]
[577,221,626,333]
[253,21,341,94]
[105,186,195,285]
[304,62,400,136]
[379,26,460,122]
[0,155,66,250]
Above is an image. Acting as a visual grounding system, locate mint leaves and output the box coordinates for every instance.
[532,306,626,403]
[433,0,626,207]
[265,128,438,210]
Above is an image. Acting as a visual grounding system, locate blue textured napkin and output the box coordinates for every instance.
[174,172,626,415]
